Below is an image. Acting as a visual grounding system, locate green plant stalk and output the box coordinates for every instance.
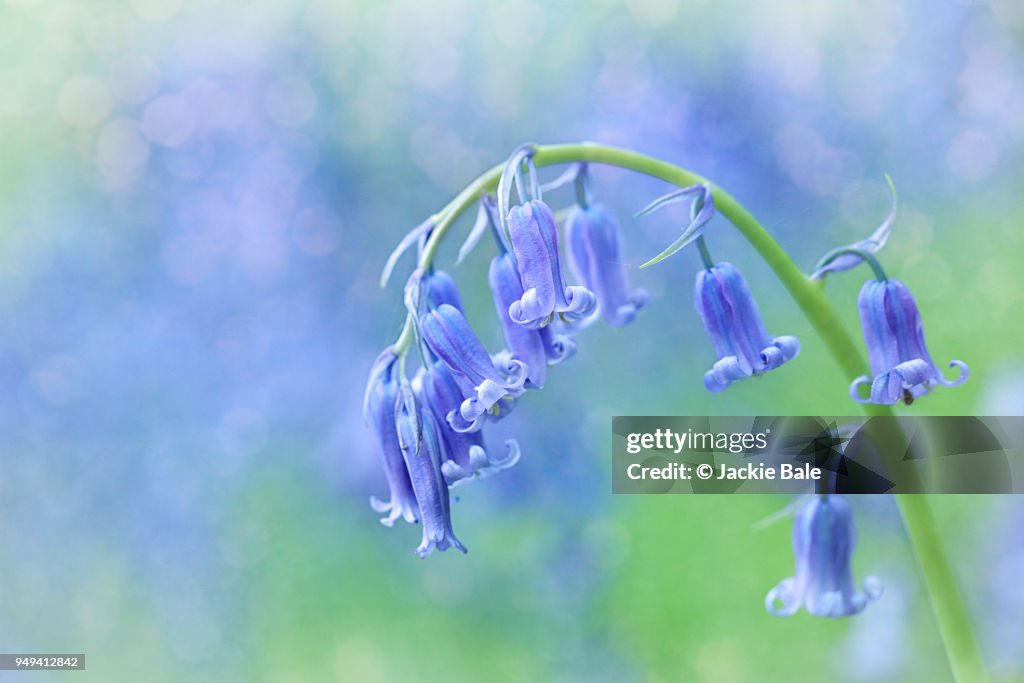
[390,142,988,683]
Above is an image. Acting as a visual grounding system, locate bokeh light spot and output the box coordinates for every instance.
[95,118,150,186]
[57,76,112,129]
[142,94,196,147]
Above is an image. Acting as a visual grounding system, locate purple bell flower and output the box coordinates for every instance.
[694,262,800,392]
[850,278,968,405]
[363,348,420,527]
[506,199,596,329]
[419,360,521,486]
[489,251,575,389]
[566,203,649,327]
[419,303,527,431]
[395,383,468,558]
[767,495,882,618]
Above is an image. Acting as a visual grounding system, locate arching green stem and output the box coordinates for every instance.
[388,142,988,683]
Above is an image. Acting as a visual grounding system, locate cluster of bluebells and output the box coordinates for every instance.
[365,145,969,624]
[365,149,653,557]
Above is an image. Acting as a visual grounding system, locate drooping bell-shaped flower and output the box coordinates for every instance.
[766,495,882,618]
[506,199,596,329]
[489,251,548,388]
[395,383,468,558]
[850,278,968,405]
[694,262,801,392]
[489,251,575,389]
[363,348,420,527]
[566,203,649,327]
[419,303,527,431]
[419,360,521,486]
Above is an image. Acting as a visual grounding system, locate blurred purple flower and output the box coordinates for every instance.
[694,262,800,392]
[767,495,881,618]
[395,383,467,558]
[850,278,968,405]
[566,203,648,327]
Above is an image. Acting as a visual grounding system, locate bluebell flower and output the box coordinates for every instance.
[419,303,527,431]
[694,262,800,392]
[404,267,526,430]
[395,383,468,558]
[419,360,521,486]
[489,251,575,388]
[363,348,420,527]
[506,199,596,329]
[850,278,968,405]
[566,203,649,327]
[766,495,882,618]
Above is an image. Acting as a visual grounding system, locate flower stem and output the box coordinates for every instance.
[895,495,990,683]
[390,142,989,682]
[696,236,715,270]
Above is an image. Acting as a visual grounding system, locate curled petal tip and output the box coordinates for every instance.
[441,460,470,487]
[493,438,522,470]
[849,376,873,404]
[446,408,483,434]
[562,285,597,318]
[765,578,800,617]
[939,359,969,387]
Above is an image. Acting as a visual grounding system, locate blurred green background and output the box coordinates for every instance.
[1,0,1022,681]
